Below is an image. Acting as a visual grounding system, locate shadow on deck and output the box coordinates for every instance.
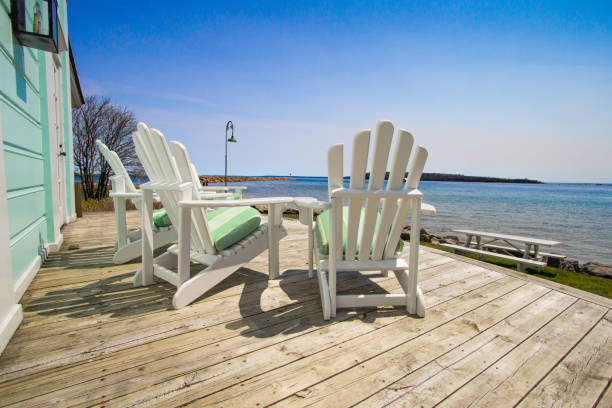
[0,211,610,408]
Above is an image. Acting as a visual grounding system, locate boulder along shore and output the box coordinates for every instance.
[253,205,611,279]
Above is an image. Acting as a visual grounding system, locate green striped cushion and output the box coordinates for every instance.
[206,206,261,251]
[315,207,403,256]
[153,209,172,227]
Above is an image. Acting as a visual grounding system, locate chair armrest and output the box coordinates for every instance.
[331,188,424,199]
[198,186,247,192]
[109,192,142,199]
[199,186,228,192]
[179,197,293,208]
[293,197,330,225]
[198,191,234,199]
[293,197,331,212]
[421,202,436,216]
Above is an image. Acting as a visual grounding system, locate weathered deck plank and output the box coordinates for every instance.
[0,211,609,408]
[517,310,612,408]
[436,300,607,407]
[356,290,577,407]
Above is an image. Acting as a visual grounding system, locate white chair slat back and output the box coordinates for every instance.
[328,122,429,262]
[136,123,165,181]
[109,151,137,192]
[327,144,344,261]
[371,129,414,260]
[133,124,185,243]
[344,130,370,261]
[149,128,180,183]
[141,125,208,254]
[97,140,140,209]
[357,120,393,261]
[189,164,201,187]
[405,146,428,189]
[96,141,133,190]
[384,145,428,258]
[170,141,216,254]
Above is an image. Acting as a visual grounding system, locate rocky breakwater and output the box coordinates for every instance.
[400,225,612,279]
[251,206,612,279]
[199,176,293,184]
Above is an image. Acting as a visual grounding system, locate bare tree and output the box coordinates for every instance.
[73,95,142,200]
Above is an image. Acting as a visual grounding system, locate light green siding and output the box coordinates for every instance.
[1,0,72,284]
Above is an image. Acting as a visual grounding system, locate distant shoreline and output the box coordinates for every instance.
[199,176,294,183]
[199,173,544,184]
[419,173,543,184]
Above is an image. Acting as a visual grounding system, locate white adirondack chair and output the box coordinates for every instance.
[132,122,293,309]
[96,140,177,264]
[295,121,436,320]
[97,140,236,264]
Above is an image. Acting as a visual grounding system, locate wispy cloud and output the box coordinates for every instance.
[162,94,216,107]
[79,78,216,107]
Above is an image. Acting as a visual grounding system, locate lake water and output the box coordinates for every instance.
[227,177,612,265]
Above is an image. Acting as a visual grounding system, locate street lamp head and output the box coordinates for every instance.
[225,120,237,186]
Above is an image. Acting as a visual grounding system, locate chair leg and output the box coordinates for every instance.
[173,262,243,309]
[127,229,141,242]
[307,222,314,278]
[268,226,280,279]
[415,286,426,317]
[268,206,282,279]
[114,196,128,249]
[317,270,332,320]
[114,241,142,264]
[138,189,155,286]
[407,201,422,315]
[381,270,389,277]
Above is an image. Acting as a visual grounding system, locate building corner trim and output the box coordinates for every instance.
[13,256,41,301]
[0,305,23,355]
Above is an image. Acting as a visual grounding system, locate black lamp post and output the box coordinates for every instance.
[225,121,237,186]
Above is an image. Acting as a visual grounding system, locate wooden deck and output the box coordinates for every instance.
[0,211,611,407]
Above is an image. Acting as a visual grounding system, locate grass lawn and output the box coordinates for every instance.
[422,242,612,299]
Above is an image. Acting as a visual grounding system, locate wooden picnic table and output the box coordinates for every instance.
[452,229,561,261]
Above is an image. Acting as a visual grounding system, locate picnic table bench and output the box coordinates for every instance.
[441,229,562,272]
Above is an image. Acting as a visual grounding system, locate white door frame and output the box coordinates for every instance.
[46,53,66,248]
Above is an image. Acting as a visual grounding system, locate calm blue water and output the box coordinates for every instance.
[224,177,612,264]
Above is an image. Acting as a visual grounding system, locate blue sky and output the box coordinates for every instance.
[68,1,612,182]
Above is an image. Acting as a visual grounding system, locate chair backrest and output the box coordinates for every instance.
[171,143,204,189]
[96,140,143,212]
[328,120,428,262]
[132,122,217,255]
[96,140,138,194]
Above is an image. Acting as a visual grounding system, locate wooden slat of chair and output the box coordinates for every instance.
[171,141,216,255]
[137,124,164,182]
[146,129,203,255]
[358,121,393,261]
[327,143,343,315]
[345,130,370,261]
[385,146,428,259]
[138,126,182,228]
[371,129,414,261]
[327,143,344,262]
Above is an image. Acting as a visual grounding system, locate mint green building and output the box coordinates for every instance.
[0,0,83,352]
